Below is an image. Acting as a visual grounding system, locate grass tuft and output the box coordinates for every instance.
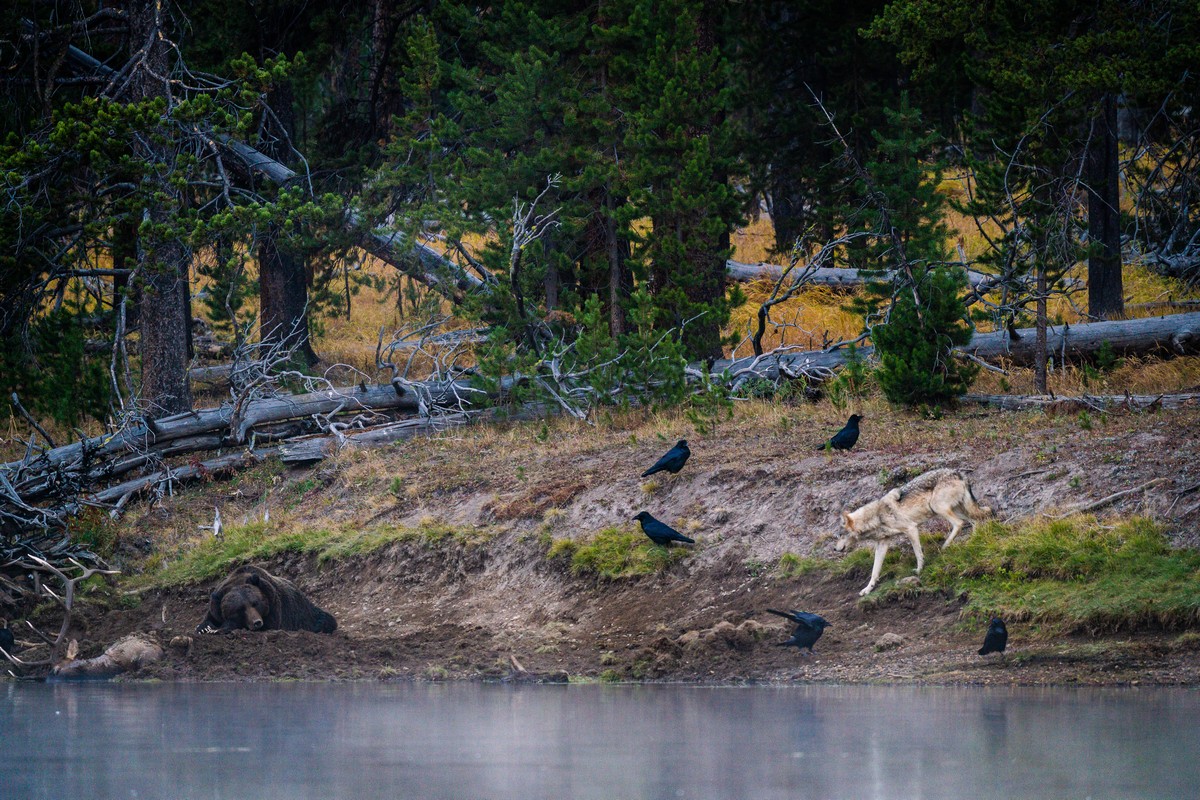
[554,526,692,579]
[144,520,496,586]
[905,517,1200,633]
[778,547,872,578]
[782,516,1200,635]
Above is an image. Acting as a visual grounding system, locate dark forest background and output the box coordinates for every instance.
[3,0,1199,425]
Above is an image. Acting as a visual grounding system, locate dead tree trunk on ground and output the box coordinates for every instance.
[717,311,1200,380]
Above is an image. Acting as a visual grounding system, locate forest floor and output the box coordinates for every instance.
[16,395,1200,686]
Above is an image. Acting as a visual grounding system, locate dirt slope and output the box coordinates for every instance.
[55,402,1200,684]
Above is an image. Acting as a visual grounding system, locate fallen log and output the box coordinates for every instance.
[961,311,1200,367]
[85,447,284,512]
[277,414,477,464]
[2,382,433,481]
[82,402,553,513]
[961,393,1199,412]
[717,311,1200,379]
[189,361,269,384]
[277,402,550,465]
[725,259,996,289]
[85,414,474,510]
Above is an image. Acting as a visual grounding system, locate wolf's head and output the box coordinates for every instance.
[833,510,860,552]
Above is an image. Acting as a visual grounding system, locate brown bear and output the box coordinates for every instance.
[195,565,337,634]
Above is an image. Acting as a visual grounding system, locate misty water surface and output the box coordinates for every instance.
[1,682,1197,800]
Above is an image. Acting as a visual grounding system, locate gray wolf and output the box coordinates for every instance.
[834,468,991,596]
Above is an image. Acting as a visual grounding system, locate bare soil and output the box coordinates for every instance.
[24,401,1200,685]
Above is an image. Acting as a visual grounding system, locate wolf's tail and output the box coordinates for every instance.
[961,482,992,519]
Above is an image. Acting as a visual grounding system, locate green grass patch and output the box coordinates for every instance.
[777,547,873,579]
[552,526,692,579]
[780,516,1200,634]
[145,519,497,587]
[890,517,1200,632]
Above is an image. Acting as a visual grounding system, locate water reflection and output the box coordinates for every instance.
[1,682,1197,800]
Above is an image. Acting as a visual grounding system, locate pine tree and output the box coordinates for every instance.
[861,94,978,406]
[613,0,745,360]
[873,267,977,407]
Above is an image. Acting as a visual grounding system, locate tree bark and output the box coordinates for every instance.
[259,231,318,365]
[1034,266,1048,393]
[766,182,807,255]
[725,260,997,289]
[111,220,140,329]
[542,236,560,313]
[962,393,1198,411]
[128,0,192,417]
[604,191,630,336]
[1086,93,1123,319]
[257,81,318,366]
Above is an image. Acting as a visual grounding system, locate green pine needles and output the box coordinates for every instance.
[872,267,978,407]
[856,94,978,407]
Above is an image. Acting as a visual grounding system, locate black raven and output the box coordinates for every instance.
[816,415,862,451]
[641,439,690,478]
[0,623,14,655]
[767,609,830,653]
[633,511,695,545]
[978,617,1008,656]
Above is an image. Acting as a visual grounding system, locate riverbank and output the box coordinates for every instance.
[10,399,1200,685]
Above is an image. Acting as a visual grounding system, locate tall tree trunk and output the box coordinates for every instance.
[1086,93,1123,319]
[604,191,630,336]
[1034,265,1048,394]
[140,241,194,416]
[367,0,399,142]
[259,235,318,365]
[767,183,807,254]
[129,0,192,417]
[111,219,140,330]
[257,81,318,366]
[542,236,559,312]
[677,1,729,362]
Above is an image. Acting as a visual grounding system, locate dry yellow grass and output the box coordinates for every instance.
[972,354,1200,396]
[189,206,1200,369]
[726,282,863,353]
[730,213,777,263]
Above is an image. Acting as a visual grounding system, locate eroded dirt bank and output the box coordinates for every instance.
[23,402,1200,684]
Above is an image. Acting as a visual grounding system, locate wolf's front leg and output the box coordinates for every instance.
[859,542,889,596]
[904,524,924,574]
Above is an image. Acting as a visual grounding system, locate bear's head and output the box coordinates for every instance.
[216,574,271,631]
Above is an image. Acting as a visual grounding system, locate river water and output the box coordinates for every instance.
[1,682,1197,800]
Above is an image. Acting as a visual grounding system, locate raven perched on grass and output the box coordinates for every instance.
[816,415,863,451]
[641,439,690,477]
[633,511,695,545]
[767,609,830,654]
[978,617,1008,656]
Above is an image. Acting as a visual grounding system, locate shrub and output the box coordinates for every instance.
[872,267,978,407]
